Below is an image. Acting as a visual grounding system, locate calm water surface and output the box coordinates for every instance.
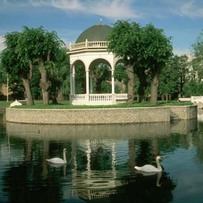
[1,109,203,203]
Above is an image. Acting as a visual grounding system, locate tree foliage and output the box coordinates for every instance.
[139,24,173,104]
[49,47,70,103]
[191,30,203,82]
[180,30,203,97]
[159,55,189,100]
[114,62,128,93]
[108,20,173,104]
[192,30,203,59]
[1,31,34,104]
[183,80,203,96]
[0,26,69,105]
[108,20,141,103]
[17,26,65,104]
[91,63,111,93]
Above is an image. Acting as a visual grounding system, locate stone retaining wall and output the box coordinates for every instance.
[169,105,197,120]
[5,105,197,125]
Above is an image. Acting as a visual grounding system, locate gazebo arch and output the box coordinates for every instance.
[68,23,127,105]
[89,58,112,94]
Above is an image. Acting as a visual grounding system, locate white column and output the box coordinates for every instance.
[85,39,88,48]
[72,65,76,95]
[90,72,93,94]
[70,66,73,95]
[86,69,89,95]
[111,69,115,94]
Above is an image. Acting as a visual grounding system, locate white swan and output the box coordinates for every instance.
[46,148,67,165]
[134,156,162,173]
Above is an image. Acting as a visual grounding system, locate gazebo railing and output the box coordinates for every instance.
[89,94,112,102]
[70,93,127,105]
[69,40,109,51]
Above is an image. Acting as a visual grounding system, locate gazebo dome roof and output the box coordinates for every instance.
[76,24,112,43]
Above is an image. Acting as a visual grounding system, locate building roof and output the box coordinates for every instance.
[76,24,112,43]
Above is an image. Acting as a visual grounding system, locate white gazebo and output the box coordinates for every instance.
[68,23,127,105]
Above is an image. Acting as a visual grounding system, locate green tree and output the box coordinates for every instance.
[30,67,41,100]
[17,26,65,104]
[91,63,111,93]
[114,62,128,93]
[192,30,203,60]
[159,55,189,100]
[183,80,203,96]
[140,24,173,105]
[0,32,34,105]
[49,47,70,103]
[108,21,172,104]
[75,62,86,94]
[1,27,69,104]
[182,30,203,97]
[108,20,141,103]
[191,30,203,81]
[56,48,70,101]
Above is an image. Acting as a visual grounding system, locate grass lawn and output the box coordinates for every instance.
[0,101,11,108]
[0,100,193,109]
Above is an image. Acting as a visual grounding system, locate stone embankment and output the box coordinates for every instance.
[5,105,197,125]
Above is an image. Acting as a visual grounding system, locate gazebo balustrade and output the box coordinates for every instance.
[70,40,109,52]
[70,93,128,105]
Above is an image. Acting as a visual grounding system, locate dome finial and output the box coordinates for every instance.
[100,18,103,25]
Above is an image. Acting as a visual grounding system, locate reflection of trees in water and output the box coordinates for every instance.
[160,133,192,150]
[139,132,196,157]
[3,159,64,203]
[134,138,162,169]
[192,122,203,163]
[75,140,113,171]
[0,112,6,141]
[122,138,177,203]
[135,140,155,166]
[112,172,176,203]
[90,144,112,170]
[2,139,71,203]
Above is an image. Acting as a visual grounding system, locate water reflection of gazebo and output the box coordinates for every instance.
[68,23,128,105]
[71,140,127,200]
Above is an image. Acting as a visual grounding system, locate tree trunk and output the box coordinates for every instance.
[126,64,135,103]
[22,78,34,105]
[95,79,102,93]
[138,75,147,102]
[150,74,159,105]
[39,63,50,105]
[57,90,64,102]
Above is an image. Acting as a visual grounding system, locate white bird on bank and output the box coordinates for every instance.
[134,156,162,173]
[46,148,67,165]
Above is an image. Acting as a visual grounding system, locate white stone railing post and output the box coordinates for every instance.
[111,70,115,94]
[72,65,75,95]
[85,39,88,48]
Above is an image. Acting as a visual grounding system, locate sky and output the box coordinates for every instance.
[0,0,203,55]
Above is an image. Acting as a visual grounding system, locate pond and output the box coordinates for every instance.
[0,109,203,203]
